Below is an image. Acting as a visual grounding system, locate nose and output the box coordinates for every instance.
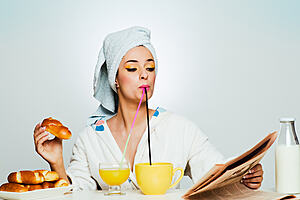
[140,68,148,80]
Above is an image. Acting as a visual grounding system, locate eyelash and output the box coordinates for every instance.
[125,66,155,72]
[126,68,137,72]
[146,68,155,72]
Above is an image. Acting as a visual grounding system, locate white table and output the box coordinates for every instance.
[2,189,300,200]
[43,189,186,200]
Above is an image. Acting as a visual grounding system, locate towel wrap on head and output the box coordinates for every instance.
[87,26,158,125]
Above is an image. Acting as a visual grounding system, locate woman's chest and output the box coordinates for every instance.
[110,128,145,167]
[88,125,188,168]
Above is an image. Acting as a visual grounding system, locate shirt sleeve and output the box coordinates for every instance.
[66,132,97,191]
[186,124,225,184]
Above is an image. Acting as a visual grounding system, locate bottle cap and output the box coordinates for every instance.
[280,117,296,123]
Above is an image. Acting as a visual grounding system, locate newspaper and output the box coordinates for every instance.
[184,182,296,200]
[183,132,297,200]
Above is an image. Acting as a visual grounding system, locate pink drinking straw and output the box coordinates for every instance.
[120,88,145,168]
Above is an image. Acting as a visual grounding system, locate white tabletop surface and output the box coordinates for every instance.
[2,188,300,200]
[47,189,300,200]
[42,189,186,200]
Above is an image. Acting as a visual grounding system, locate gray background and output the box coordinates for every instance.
[1,0,299,190]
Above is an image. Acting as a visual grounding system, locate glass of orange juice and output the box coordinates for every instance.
[99,162,130,195]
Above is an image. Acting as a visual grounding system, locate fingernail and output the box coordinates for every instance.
[243,175,246,179]
[240,179,243,183]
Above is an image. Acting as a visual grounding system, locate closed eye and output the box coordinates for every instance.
[146,67,155,72]
[126,68,137,72]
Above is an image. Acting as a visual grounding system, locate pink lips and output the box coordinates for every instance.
[139,85,150,91]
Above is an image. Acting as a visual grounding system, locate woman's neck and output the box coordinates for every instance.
[115,101,149,133]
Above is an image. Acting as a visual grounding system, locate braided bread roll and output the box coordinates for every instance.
[54,178,69,187]
[26,184,43,191]
[8,171,44,185]
[0,183,28,192]
[34,170,59,182]
[41,181,55,189]
[41,117,72,139]
[2,170,70,192]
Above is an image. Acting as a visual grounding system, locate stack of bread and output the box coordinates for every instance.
[0,170,69,192]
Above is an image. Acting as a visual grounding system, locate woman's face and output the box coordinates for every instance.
[116,46,156,103]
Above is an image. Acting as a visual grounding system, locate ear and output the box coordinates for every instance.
[115,79,119,88]
[115,69,120,88]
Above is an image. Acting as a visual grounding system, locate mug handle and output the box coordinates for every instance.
[169,167,184,189]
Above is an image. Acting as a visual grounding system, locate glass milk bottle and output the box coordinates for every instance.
[275,118,300,193]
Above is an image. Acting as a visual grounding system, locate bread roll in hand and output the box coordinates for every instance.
[41,117,72,139]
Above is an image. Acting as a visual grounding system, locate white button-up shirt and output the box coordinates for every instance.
[66,107,224,191]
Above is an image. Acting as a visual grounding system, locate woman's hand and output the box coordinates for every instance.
[33,123,63,165]
[241,164,263,189]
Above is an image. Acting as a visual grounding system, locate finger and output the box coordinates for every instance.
[35,132,49,146]
[249,164,262,173]
[34,123,41,132]
[243,170,264,179]
[34,128,47,145]
[242,176,263,183]
[34,126,46,139]
[243,181,261,189]
[34,125,43,138]
[36,134,49,151]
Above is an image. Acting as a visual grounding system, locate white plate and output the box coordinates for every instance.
[0,185,73,200]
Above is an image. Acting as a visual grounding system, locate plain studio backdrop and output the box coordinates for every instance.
[0,0,299,190]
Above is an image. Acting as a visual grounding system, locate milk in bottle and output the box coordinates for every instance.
[275,118,300,193]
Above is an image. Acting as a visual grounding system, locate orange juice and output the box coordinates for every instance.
[99,168,130,186]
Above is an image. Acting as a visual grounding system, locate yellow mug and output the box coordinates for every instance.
[135,162,184,195]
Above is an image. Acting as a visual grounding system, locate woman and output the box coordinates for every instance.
[33,26,263,191]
